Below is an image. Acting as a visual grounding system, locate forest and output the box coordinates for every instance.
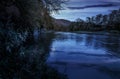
[69,9,120,32]
[52,9,120,32]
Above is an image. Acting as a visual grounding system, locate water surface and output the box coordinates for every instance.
[47,32,120,79]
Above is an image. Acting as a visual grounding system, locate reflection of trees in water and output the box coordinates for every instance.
[54,34,66,41]
[76,34,120,55]
[77,33,119,55]
[76,34,105,49]
[0,32,67,79]
[84,35,107,49]
[103,35,120,55]
[55,33,77,41]
[55,33,120,55]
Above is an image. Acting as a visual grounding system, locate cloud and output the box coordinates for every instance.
[67,3,118,10]
[70,0,120,2]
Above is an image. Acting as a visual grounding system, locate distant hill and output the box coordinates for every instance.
[53,19,71,27]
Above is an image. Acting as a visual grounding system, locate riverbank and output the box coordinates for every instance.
[50,30,120,36]
[72,30,120,35]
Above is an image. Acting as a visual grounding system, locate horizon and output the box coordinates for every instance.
[52,0,120,21]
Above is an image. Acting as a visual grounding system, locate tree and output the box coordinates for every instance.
[14,0,68,29]
[0,1,69,79]
[95,14,103,25]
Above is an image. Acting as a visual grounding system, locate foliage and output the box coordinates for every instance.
[0,0,68,79]
[66,9,120,32]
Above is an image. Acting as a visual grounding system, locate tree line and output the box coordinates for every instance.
[70,9,120,31]
[55,9,120,32]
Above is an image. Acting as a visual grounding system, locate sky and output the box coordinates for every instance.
[51,0,120,21]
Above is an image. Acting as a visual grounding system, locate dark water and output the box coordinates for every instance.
[1,32,120,79]
[47,32,120,79]
[0,32,67,79]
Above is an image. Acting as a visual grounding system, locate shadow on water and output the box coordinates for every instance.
[0,32,68,79]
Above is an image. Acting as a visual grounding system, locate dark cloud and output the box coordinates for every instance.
[67,3,117,10]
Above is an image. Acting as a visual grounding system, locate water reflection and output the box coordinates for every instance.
[1,31,120,79]
[0,32,68,79]
[47,32,120,79]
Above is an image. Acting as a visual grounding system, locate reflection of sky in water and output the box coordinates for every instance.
[47,32,120,64]
[52,39,107,55]
[47,32,120,79]
[51,0,120,21]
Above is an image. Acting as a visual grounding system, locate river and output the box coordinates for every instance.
[1,32,120,79]
[47,32,120,79]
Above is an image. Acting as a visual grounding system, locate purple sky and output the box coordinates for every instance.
[52,0,120,21]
